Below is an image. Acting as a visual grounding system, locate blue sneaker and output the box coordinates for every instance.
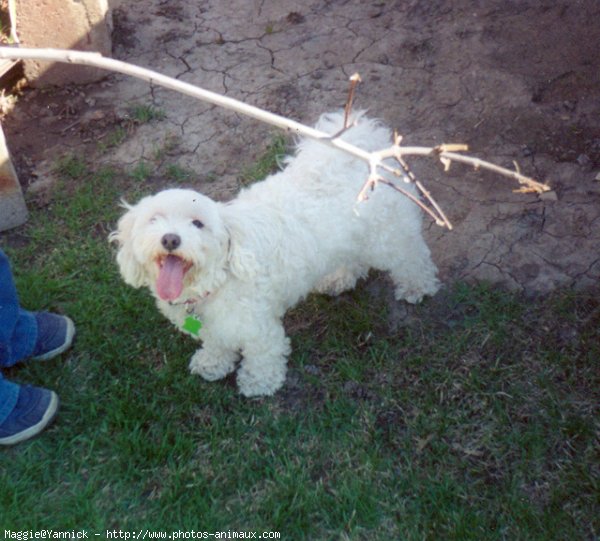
[0,385,59,445]
[32,313,75,361]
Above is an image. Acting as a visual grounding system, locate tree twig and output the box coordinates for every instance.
[343,73,361,129]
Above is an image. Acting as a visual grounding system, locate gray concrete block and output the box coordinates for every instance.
[15,0,112,87]
[0,123,27,232]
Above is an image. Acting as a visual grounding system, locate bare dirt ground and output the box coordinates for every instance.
[4,0,600,294]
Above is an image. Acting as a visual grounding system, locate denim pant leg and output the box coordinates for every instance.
[0,248,38,424]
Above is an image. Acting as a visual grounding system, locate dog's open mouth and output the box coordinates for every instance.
[156,255,192,301]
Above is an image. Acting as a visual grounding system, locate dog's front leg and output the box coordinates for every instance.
[237,319,291,397]
[189,327,238,382]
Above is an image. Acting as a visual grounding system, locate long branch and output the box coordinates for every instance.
[0,46,552,228]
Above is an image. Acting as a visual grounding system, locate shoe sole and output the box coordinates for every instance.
[32,317,76,361]
[0,391,59,445]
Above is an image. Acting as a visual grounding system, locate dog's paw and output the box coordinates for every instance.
[394,276,441,304]
[189,349,236,381]
[236,362,286,397]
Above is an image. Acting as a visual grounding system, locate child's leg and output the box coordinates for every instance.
[0,249,38,368]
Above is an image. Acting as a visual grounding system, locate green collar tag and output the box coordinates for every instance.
[183,315,202,336]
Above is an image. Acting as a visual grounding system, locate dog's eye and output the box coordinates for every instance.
[192,219,204,229]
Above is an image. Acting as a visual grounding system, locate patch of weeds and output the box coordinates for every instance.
[97,126,128,153]
[129,160,153,182]
[152,133,181,162]
[54,154,88,180]
[239,135,288,186]
[129,103,166,124]
[204,171,218,183]
[165,164,193,182]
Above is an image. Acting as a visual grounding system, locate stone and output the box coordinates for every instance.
[14,0,112,87]
[0,123,27,232]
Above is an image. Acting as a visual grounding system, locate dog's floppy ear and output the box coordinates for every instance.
[220,207,258,282]
[108,202,146,288]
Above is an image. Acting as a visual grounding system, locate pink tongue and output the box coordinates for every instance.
[157,255,186,301]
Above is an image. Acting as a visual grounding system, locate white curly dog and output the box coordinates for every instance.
[110,111,439,397]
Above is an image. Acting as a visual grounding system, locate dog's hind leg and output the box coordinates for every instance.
[367,231,440,304]
[386,240,440,303]
[315,264,368,296]
[390,262,440,303]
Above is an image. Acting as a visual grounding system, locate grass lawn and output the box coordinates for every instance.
[0,136,598,540]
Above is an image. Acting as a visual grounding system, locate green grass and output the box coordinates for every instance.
[129,103,167,124]
[0,155,598,539]
[239,135,288,186]
[54,154,88,180]
[152,133,182,163]
[96,102,167,155]
[97,126,128,154]
[129,160,153,182]
[165,163,193,182]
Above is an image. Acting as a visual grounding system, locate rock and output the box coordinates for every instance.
[0,124,27,232]
[15,0,112,87]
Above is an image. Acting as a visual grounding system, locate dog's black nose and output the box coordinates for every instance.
[161,233,181,252]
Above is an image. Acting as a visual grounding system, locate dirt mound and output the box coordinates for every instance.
[4,0,600,293]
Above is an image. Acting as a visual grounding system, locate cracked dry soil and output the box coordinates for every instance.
[4,0,600,294]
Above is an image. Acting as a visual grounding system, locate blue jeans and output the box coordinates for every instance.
[0,248,38,424]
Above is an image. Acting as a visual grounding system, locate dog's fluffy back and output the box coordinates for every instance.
[236,110,401,204]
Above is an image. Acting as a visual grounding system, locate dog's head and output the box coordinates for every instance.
[109,188,256,301]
